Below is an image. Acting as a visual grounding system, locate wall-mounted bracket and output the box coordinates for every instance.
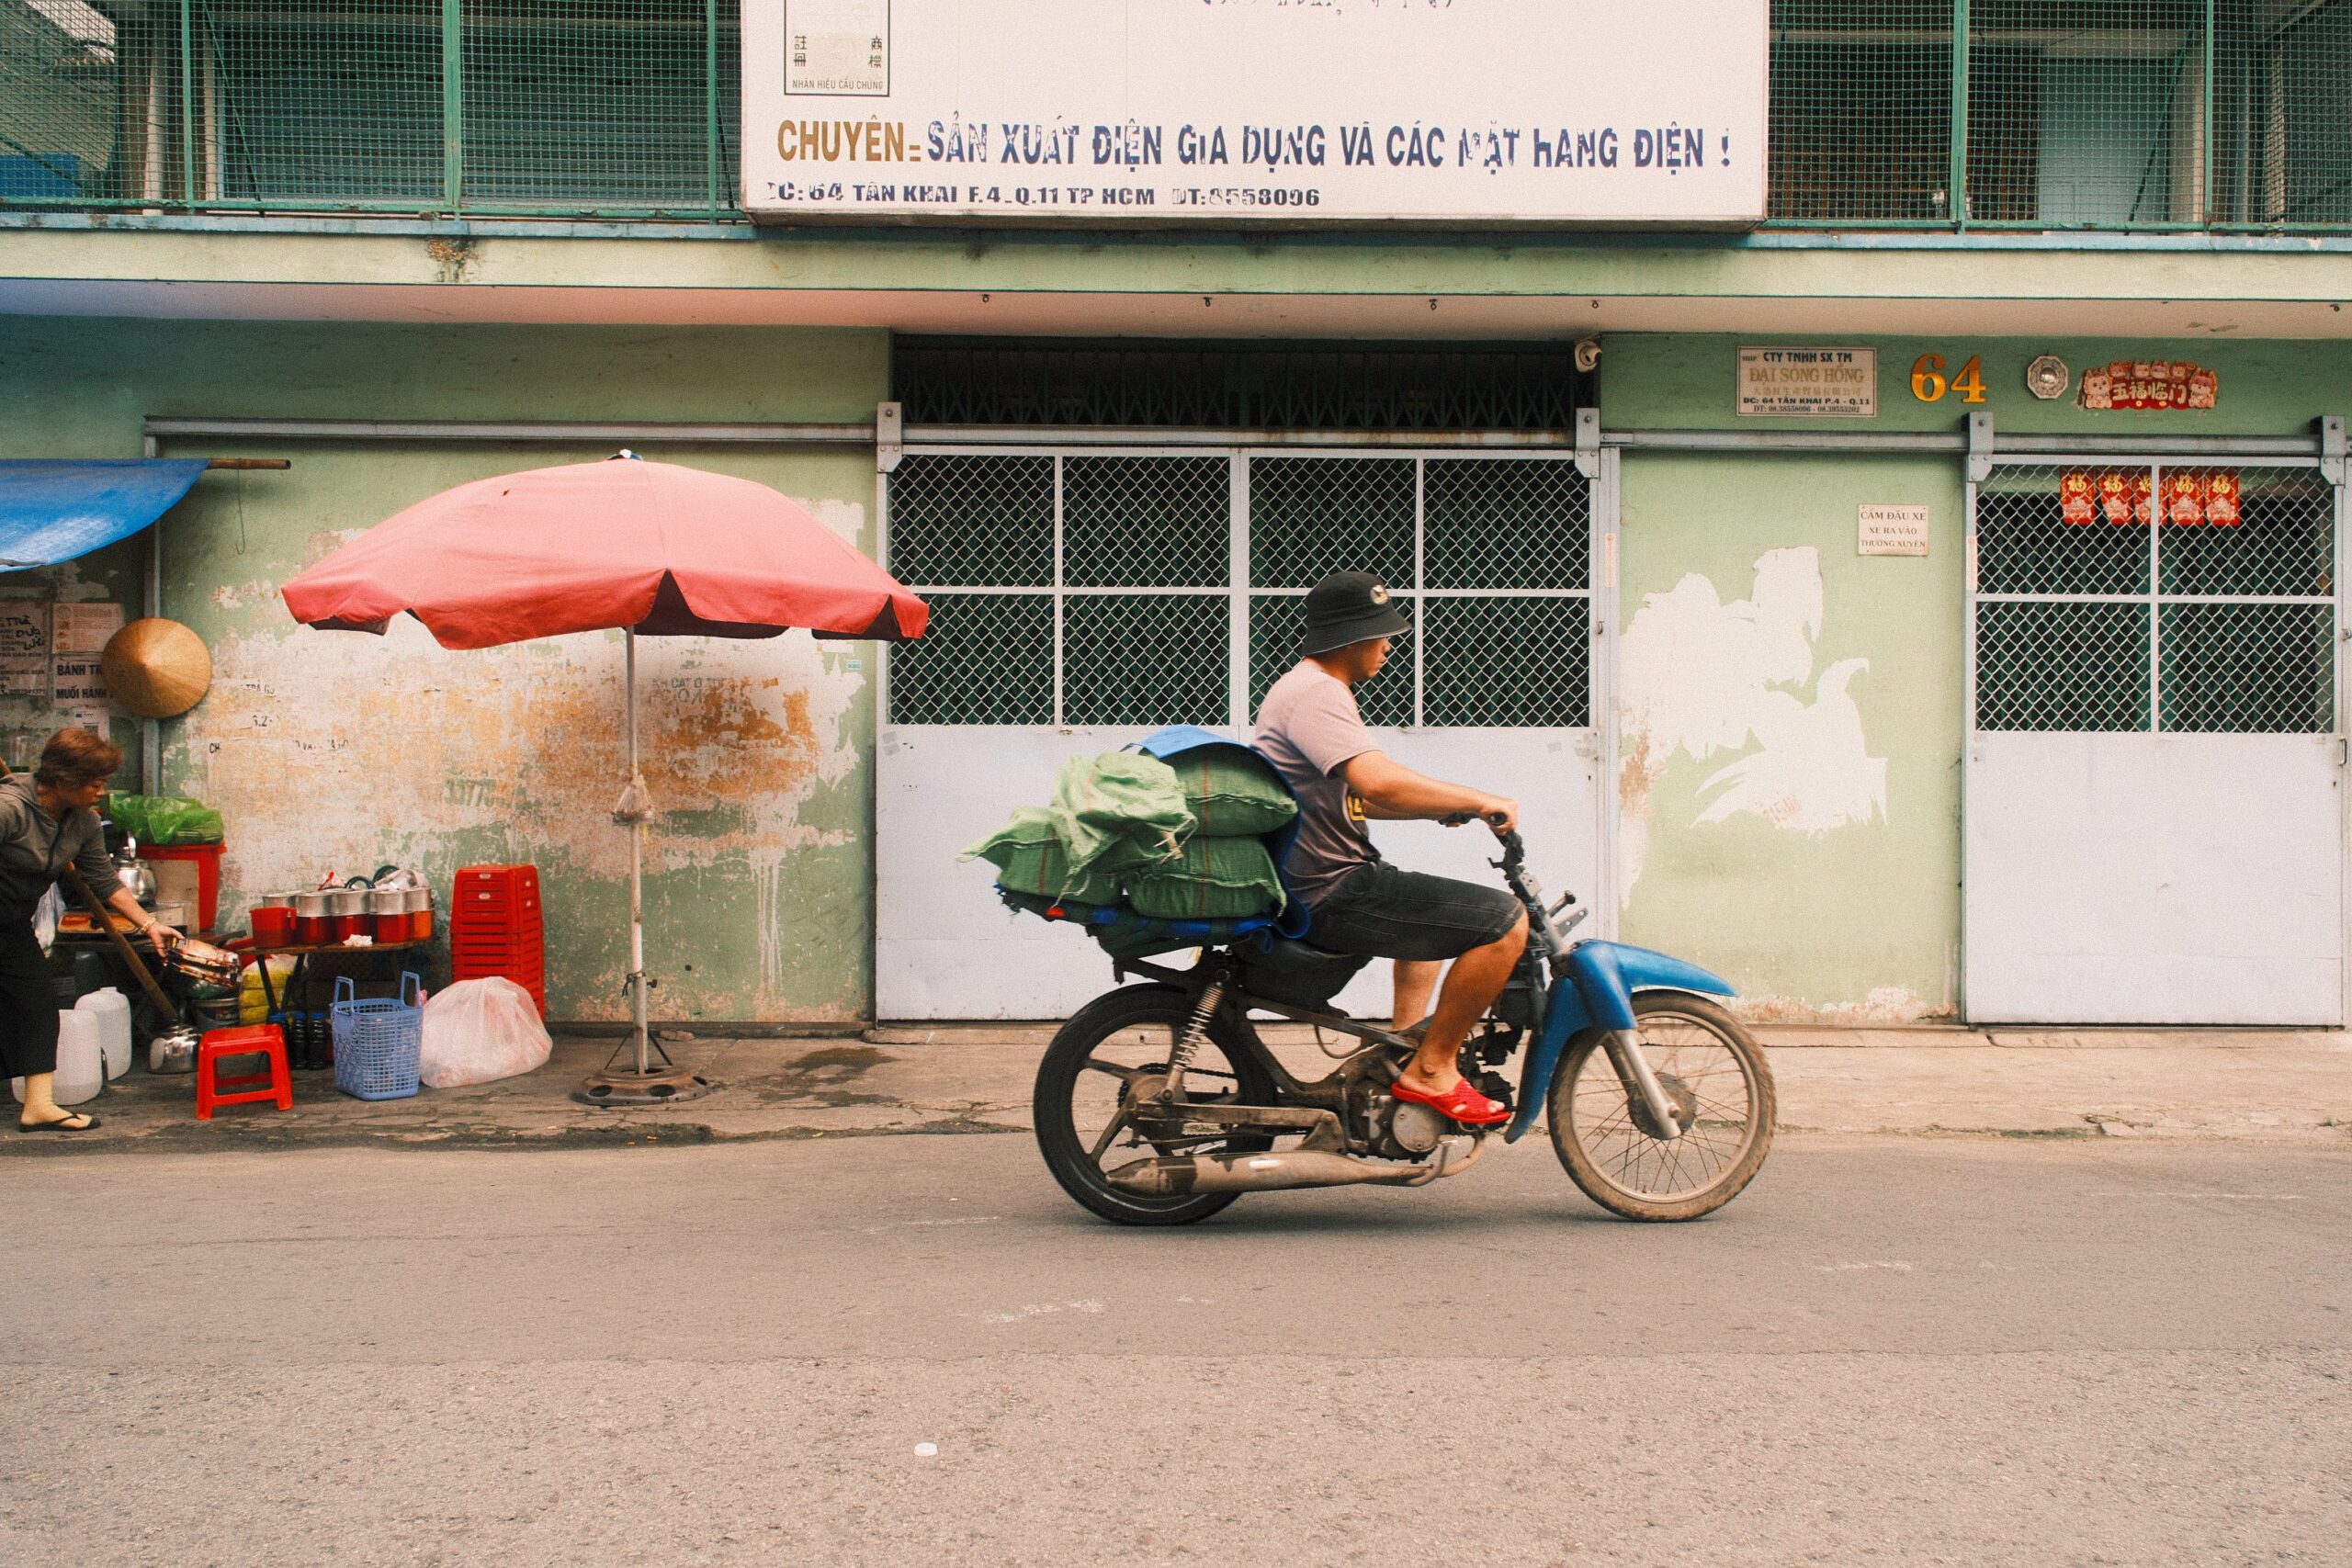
[1966,412,1996,483]
[2320,414,2346,487]
[876,401,903,475]
[1572,407,1600,480]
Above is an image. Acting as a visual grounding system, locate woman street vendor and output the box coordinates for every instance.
[2,728,179,1133]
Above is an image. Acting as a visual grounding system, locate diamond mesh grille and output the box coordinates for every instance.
[890,453,1591,731]
[1063,457,1227,589]
[1063,594,1228,727]
[1976,600,2153,732]
[1424,597,1591,728]
[1424,458,1590,591]
[887,592,1051,726]
[2160,603,2335,732]
[1249,457,1415,590]
[1770,0,1955,220]
[1975,461,2338,734]
[888,455,1052,588]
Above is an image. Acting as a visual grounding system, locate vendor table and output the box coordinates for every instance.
[252,939,431,1021]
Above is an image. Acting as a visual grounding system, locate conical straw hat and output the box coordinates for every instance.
[101,618,212,718]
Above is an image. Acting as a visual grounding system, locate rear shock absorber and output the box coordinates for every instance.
[1164,980,1226,1096]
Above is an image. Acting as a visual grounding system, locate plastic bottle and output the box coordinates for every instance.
[76,987,132,1080]
[12,1010,104,1105]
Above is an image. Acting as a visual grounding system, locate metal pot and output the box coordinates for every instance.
[116,851,157,907]
[165,937,242,990]
[148,1024,200,1074]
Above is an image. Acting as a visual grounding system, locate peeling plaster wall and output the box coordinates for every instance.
[1601,332,2352,1021]
[0,318,889,1022]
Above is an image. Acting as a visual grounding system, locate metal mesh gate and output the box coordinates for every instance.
[1971,462,2340,734]
[884,450,1594,733]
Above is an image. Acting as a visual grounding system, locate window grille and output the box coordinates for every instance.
[890,453,1594,734]
[1973,463,2337,734]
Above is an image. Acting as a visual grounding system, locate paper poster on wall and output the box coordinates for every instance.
[52,602,124,655]
[1858,504,1929,557]
[743,0,1770,224]
[0,657,49,699]
[61,704,110,736]
[0,601,51,659]
[52,657,107,706]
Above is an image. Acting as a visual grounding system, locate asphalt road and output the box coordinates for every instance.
[4,1133,2346,1566]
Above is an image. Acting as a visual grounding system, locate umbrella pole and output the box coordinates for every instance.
[577,625,709,1106]
[628,626,649,1077]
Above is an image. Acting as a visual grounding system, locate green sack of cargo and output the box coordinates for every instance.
[105,792,225,845]
[1168,749,1296,837]
[1124,834,1286,920]
[1048,751,1191,875]
[958,807,1123,905]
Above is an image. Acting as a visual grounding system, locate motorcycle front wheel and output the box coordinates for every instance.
[1548,990,1775,1222]
[1033,984,1279,1227]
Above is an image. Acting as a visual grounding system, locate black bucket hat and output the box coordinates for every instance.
[1301,570,1410,657]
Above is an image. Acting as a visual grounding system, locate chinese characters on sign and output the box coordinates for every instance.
[2077,360,2218,412]
[786,0,889,96]
[2061,469,2241,526]
[1736,347,1879,418]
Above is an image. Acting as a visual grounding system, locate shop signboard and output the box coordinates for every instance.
[742,0,1769,225]
[1736,346,1878,418]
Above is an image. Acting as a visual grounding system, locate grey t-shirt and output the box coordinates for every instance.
[0,773,124,913]
[1252,660,1380,907]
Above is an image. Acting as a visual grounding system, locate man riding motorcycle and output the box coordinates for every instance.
[1251,570,1530,1126]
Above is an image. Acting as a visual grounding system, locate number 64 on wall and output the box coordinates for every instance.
[1911,354,1987,404]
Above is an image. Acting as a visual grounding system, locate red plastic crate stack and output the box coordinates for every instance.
[448,865,547,1018]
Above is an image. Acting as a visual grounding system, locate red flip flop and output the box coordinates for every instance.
[1390,1074,1510,1126]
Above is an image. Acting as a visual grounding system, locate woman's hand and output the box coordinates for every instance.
[144,920,181,950]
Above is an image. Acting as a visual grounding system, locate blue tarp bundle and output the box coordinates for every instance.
[0,459,209,570]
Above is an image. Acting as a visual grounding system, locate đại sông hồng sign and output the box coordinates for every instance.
[744,0,1769,225]
[1736,347,1878,418]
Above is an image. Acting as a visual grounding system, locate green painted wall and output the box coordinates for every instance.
[0,318,889,1023]
[1603,333,2351,1019]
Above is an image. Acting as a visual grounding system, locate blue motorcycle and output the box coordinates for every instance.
[1034,822,1776,1225]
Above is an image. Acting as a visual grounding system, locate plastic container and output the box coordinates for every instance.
[331,974,424,1101]
[76,987,132,1079]
[141,842,224,931]
[404,886,434,942]
[11,1009,104,1105]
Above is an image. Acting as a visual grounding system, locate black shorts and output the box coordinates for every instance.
[1304,861,1523,964]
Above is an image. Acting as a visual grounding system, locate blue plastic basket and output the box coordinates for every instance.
[331,973,424,1101]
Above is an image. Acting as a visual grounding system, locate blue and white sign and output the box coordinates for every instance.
[743,0,1769,225]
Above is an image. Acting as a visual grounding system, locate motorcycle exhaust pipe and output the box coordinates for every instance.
[1104,1135,1485,1197]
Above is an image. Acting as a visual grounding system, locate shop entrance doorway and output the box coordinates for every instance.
[1962,457,2347,1024]
[876,446,1616,1021]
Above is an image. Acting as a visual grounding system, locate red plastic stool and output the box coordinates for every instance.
[197,1025,292,1120]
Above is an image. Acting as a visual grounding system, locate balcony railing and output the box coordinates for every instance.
[2,0,2346,230]
[1,0,740,219]
[1770,0,2352,229]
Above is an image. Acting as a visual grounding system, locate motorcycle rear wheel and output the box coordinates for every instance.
[1548,990,1775,1222]
[1034,984,1279,1227]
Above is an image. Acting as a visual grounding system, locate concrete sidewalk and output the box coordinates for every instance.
[8,1021,2348,1154]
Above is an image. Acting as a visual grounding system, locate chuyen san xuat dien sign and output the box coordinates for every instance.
[741,0,1769,224]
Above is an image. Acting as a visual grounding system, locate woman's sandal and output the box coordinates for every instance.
[1389,1074,1510,1126]
[18,1111,100,1134]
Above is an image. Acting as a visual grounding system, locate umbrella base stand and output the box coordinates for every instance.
[572,1032,714,1107]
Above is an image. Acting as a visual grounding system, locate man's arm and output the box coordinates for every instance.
[1341,751,1519,832]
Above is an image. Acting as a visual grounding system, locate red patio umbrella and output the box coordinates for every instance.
[282,453,925,1100]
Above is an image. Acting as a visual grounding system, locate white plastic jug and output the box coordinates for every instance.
[77,987,133,1080]
[9,1009,104,1106]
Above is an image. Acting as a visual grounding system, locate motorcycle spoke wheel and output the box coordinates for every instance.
[1035,986,1277,1227]
[1549,993,1775,1223]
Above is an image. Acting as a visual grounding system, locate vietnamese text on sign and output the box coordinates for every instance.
[1738,347,1879,419]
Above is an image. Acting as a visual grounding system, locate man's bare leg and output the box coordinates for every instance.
[1396,912,1529,1094]
[1392,960,1441,1032]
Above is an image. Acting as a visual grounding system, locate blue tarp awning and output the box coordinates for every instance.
[0,459,210,571]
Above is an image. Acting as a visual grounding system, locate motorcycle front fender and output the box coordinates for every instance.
[1504,942,1736,1144]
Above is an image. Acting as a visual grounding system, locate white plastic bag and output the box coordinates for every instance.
[418,977,551,1089]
